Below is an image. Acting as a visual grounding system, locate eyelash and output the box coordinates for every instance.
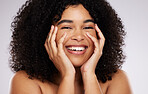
[83,27,94,29]
[61,27,94,29]
[61,27,72,29]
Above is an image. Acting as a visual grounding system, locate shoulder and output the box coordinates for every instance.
[10,71,42,94]
[111,69,129,82]
[10,71,58,94]
[107,69,132,94]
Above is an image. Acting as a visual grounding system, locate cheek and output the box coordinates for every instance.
[55,30,70,44]
[55,30,65,43]
[85,30,97,48]
[87,30,97,38]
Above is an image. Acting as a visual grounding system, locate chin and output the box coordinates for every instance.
[69,58,86,67]
[72,63,83,67]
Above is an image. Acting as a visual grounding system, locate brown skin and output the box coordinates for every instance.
[10,4,132,94]
[10,70,132,94]
[55,5,97,67]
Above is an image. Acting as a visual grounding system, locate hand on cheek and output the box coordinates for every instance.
[81,24,105,75]
[44,25,75,78]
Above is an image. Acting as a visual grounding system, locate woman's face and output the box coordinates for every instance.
[55,4,97,67]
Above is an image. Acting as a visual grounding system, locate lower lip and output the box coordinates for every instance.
[66,48,87,55]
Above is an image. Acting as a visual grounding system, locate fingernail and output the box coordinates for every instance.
[55,26,57,29]
[86,32,90,36]
[51,25,54,30]
[63,32,67,36]
[65,32,67,35]
[51,25,53,29]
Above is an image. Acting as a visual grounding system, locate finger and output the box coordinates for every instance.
[44,43,50,55]
[86,33,102,66]
[45,25,54,59]
[86,32,99,50]
[46,25,54,43]
[45,25,53,49]
[45,25,54,50]
[46,25,54,50]
[57,32,67,54]
[95,24,105,40]
[44,43,53,60]
[95,24,105,48]
[50,26,58,54]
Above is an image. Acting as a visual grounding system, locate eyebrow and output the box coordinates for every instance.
[57,20,73,25]
[83,19,94,23]
[57,19,94,25]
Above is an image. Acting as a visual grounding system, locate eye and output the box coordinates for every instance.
[61,27,72,29]
[83,27,94,29]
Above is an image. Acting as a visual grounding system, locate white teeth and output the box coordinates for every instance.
[67,47,86,51]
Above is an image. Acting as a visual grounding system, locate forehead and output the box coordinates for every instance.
[60,4,93,21]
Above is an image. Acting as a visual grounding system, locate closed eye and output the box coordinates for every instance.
[83,27,94,29]
[61,27,72,29]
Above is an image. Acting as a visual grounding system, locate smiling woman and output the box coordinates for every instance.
[54,5,97,67]
[9,0,132,94]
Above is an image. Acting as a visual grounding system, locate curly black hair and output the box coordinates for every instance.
[10,0,126,83]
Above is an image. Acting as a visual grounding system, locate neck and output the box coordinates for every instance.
[75,67,83,85]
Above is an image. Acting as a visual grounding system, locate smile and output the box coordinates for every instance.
[66,45,88,55]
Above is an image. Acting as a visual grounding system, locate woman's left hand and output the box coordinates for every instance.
[81,24,105,75]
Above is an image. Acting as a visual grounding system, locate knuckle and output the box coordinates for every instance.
[102,36,105,40]
[57,52,62,57]
[100,51,103,55]
[44,43,46,47]
[44,45,48,51]
[44,41,48,46]
[57,40,62,45]
[49,54,54,60]
[49,56,52,60]
[45,40,48,44]
[57,41,60,45]
[50,37,54,42]
[49,40,53,45]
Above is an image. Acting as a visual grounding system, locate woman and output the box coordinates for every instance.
[9,0,132,94]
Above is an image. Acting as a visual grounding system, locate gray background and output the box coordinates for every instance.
[0,0,148,93]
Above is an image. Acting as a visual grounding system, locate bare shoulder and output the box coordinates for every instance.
[111,69,129,82]
[107,69,132,94]
[10,71,42,94]
[10,71,58,94]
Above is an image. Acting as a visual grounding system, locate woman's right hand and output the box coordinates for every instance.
[44,25,75,78]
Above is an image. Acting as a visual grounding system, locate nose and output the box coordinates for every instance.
[71,30,85,42]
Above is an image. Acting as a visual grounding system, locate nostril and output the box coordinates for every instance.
[71,35,85,41]
[72,37,84,41]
